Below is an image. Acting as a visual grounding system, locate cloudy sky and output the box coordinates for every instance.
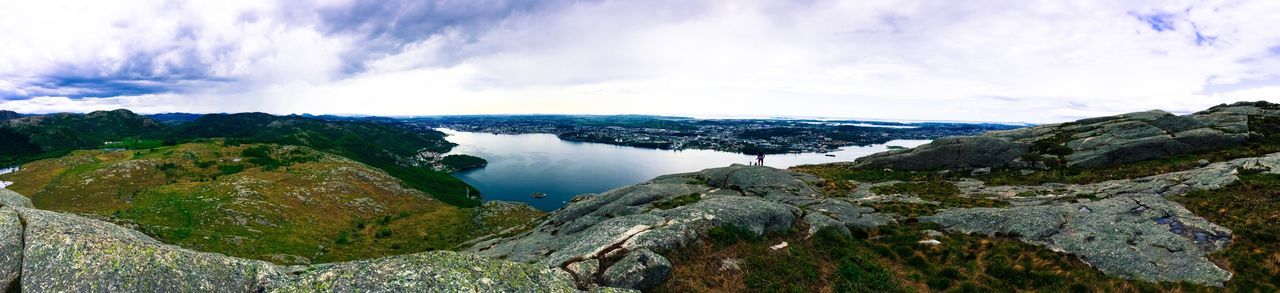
[1,0,1279,123]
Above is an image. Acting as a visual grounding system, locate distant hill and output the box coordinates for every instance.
[0,110,480,207]
[0,142,540,264]
[176,113,477,206]
[0,110,20,121]
[0,109,168,165]
[145,113,205,125]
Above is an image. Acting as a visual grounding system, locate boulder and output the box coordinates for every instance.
[600,249,672,290]
[0,189,32,208]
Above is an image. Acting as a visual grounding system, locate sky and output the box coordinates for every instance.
[1,0,1279,123]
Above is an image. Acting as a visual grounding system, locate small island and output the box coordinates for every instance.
[530,192,547,198]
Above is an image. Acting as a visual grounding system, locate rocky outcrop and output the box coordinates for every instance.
[923,194,1233,286]
[912,153,1280,287]
[469,165,893,291]
[0,188,587,292]
[854,101,1280,170]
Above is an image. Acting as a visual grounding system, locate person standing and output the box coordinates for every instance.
[756,153,765,166]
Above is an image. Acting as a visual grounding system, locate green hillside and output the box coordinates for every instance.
[0,142,539,265]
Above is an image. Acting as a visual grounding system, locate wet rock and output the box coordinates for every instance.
[600,249,671,291]
[922,194,1233,286]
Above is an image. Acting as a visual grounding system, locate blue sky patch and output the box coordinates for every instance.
[1133,12,1177,32]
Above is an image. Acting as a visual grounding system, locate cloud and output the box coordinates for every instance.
[1,0,1280,123]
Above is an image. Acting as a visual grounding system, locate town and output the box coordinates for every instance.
[405,115,1022,154]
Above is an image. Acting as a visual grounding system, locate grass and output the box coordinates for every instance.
[657,225,906,293]
[1171,171,1280,291]
[866,181,1009,217]
[0,141,538,265]
[660,221,1231,292]
[653,193,702,210]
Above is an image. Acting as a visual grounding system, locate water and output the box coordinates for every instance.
[440,129,929,211]
[0,166,17,189]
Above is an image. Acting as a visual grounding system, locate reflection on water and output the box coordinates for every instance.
[440,129,928,211]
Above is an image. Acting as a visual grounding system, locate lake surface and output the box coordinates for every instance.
[441,129,929,211]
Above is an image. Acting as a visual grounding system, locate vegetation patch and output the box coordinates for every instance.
[653,193,701,210]
[658,225,905,293]
[1172,171,1280,291]
[867,181,1008,217]
[0,142,522,265]
[439,154,487,171]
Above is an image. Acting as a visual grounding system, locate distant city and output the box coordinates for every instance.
[403,115,1023,154]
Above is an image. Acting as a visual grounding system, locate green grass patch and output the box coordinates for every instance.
[653,193,702,210]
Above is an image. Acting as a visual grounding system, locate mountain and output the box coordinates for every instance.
[0,109,168,165]
[0,110,19,121]
[0,142,540,264]
[176,113,477,206]
[4,102,1280,291]
[0,110,480,207]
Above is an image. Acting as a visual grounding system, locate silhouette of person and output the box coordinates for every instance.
[756,153,765,166]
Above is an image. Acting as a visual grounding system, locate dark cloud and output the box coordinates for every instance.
[315,0,574,73]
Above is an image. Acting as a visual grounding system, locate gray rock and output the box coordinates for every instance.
[600,249,671,290]
[0,208,21,291]
[0,189,32,208]
[854,136,1030,170]
[275,251,579,292]
[16,207,287,292]
[922,194,1232,286]
[1,192,592,292]
[851,102,1277,170]
[471,165,887,290]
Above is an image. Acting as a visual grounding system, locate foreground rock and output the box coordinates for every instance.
[0,188,587,292]
[908,154,1280,286]
[469,165,893,290]
[855,101,1280,170]
[923,194,1232,286]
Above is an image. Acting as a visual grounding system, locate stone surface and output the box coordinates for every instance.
[853,102,1280,170]
[17,207,285,292]
[600,248,671,290]
[0,208,21,291]
[923,194,1233,286]
[0,189,32,208]
[0,188,597,292]
[276,251,579,292]
[470,165,892,290]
